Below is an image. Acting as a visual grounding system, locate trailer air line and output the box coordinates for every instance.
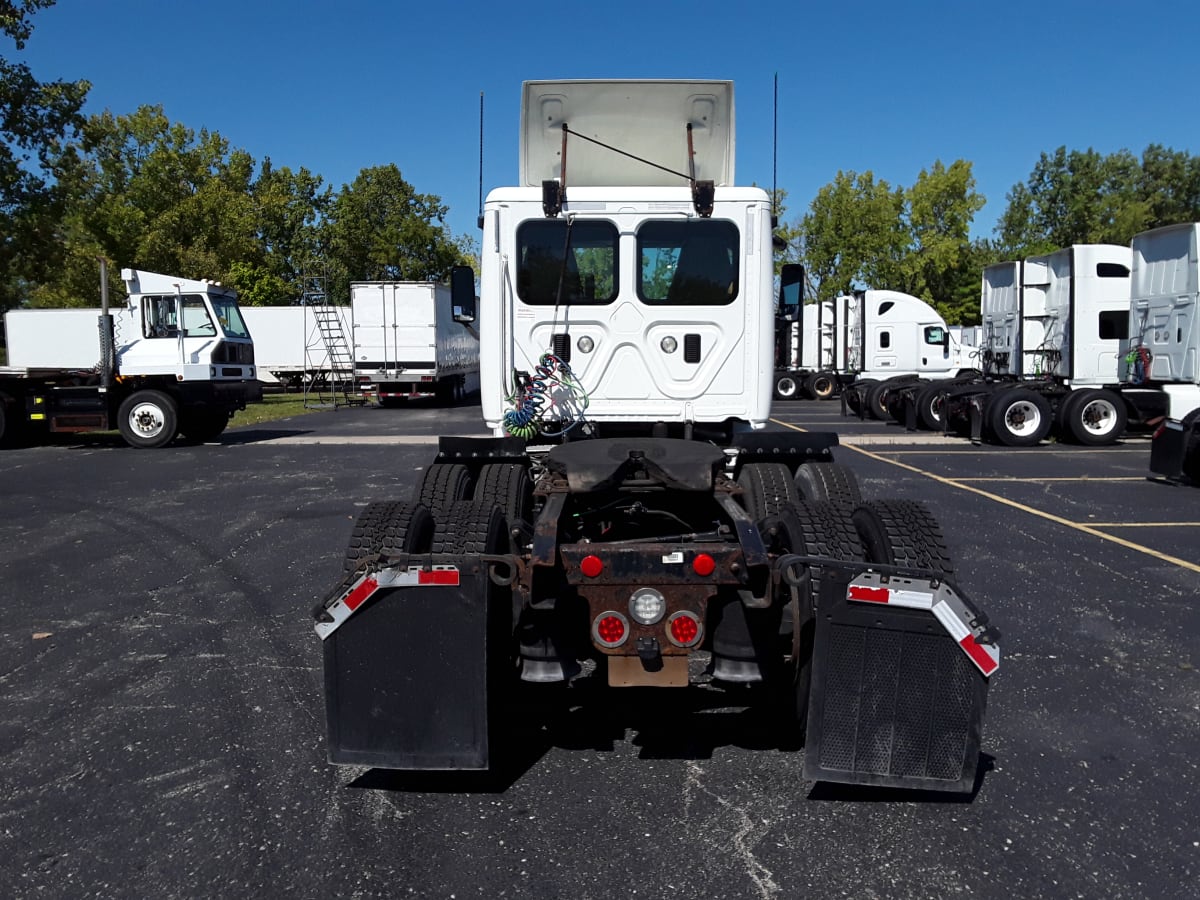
[772,419,1200,576]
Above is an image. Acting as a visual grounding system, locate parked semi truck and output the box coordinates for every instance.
[937,233,1200,446]
[1,266,260,448]
[241,304,353,390]
[313,80,999,793]
[350,281,480,405]
[773,287,977,407]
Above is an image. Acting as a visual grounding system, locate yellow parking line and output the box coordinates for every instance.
[952,477,1146,483]
[1088,522,1200,528]
[771,419,1200,574]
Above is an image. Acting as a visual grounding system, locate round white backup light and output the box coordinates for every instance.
[577,335,595,353]
[628,587,667,625]
[660,336,678,354]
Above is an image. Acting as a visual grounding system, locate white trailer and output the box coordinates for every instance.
[1,266,260,448]
[314,80,998,795]
[350,281,480,405]
[241,305,353,389]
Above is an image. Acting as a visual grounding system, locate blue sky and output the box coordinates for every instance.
[17,0,1200,246]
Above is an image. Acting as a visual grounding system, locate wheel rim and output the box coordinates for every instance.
[777,376,798,398]
[812,376,834,399]
[128,402,166,439]
[925,394,944,424]
[1004,400,1042,437]
[1079,398,1118,436]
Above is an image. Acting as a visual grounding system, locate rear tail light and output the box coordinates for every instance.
[692,553,715,576]
[667,611,703,648]
[593,612,629,648]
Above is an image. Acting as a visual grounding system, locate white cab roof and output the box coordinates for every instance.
[520,80,735,188]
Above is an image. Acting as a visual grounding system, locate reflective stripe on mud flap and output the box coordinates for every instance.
[314,566,461,640]
[847,572,1000,677]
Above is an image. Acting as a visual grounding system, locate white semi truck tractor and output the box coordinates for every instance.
[313,81,1000,793]
[1,264,260,448]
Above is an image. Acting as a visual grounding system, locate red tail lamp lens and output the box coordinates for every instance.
[668,612,701,647]
[595,614,627,647]
[692,553,716,576]
[581,555,603,578]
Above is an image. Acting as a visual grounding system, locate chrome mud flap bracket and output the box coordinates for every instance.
[314,555,496,770]
[801,566,999,794]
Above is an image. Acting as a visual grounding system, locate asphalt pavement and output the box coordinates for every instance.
[1,396,1197,899]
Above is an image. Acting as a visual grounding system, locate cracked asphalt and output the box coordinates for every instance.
[1,396,1197,899]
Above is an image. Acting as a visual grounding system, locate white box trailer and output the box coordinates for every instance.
[350,282,480,405]
[241,305,353,389]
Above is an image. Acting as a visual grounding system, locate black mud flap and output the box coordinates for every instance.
[1149,419,1186,480]
[804,573,990,793]
[319,556,494,770]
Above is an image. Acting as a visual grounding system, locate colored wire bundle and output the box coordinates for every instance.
[503,353,590,439]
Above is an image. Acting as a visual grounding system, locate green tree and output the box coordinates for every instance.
[39,105,328,307]
[798,170,908,301]
[324,164,470,302]
[0,0,89,313]
[906,159,986,318]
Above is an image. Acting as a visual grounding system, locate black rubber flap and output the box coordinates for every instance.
[544,437,725,492]
[323,561,491,769]
[1149,421,1185,478]
[804,576,988,793]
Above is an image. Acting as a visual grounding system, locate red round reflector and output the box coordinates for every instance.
[581,555,603,578]
[692,553,716,576]
[596,615,625,644]
[670,614,699,646]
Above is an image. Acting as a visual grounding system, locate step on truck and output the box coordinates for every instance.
[313,80,1000,793]
[351,281,481,406]
[1,264,261,448]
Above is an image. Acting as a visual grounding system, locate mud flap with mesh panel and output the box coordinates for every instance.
[316,555,495,770]
[803,570,994,793]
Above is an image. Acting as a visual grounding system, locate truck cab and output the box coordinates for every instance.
[468,80,774,440]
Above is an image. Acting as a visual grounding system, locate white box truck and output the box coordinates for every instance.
[1,266,260,448]
[350,281,480,405]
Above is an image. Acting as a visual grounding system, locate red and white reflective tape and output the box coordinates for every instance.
[314,565,461,640]
[847,574,1000,677]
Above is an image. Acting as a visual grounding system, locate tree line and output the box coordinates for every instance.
[4,3,1200,323]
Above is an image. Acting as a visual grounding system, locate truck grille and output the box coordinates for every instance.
[213,341,255,364]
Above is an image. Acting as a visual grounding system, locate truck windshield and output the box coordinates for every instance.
[211,296,250,339]
[638,220,739,306]
[516,219,618,305]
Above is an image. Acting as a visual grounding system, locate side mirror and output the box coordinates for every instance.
[451,265,476,323]
[779,263,804,316]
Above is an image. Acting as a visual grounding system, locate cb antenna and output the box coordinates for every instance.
[772,72,779,226]
[477,91,485,229]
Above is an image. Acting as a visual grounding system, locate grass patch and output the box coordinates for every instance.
[230,392,329,427]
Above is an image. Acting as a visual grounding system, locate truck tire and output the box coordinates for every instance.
[1065,388,1127,446]
[986,388,1052,447]
[1182,409,1200,483]
[412,463,473,520]
[852,499,954,575]
[915,383,947,430]
[793,461,862,506]
[0,398,19,448]
[806,371,836,401]
[379,503,434,561]
[845,379,876,416]
[865,380,894,420]
[178,409,230,443]
[343,500,409,572]
[117,390,179,449]
[773,373,801,400]
[737,462,800,521]
[762,502,864,731]
[473,463,532,531]
[430,500,509,555]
